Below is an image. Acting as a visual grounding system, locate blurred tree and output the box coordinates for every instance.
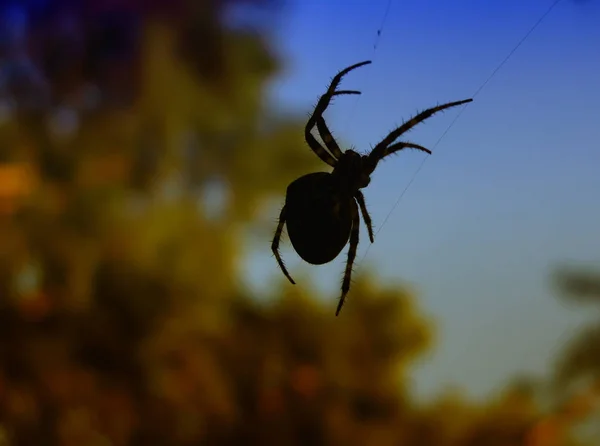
[555,268,600,304]
[0,0,324,443]
[456,382,538,446]
[547,266,600,446]
[552,266,600,386]
[1,1,584,445]
[0,0,441,445]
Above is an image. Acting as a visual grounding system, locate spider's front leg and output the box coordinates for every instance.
[272,205,295,285]
[305,61,372,166]
[305,91,361,167]
[364,141,431,174]
[336,200,361,316]
[310,60,372,126]
[316,117,343,159]
[366,98,472,171]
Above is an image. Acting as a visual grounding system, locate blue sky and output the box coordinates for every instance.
[243,0,600,401]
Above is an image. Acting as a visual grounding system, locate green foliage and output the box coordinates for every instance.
[554,267,600,305]
[552,266,600,385]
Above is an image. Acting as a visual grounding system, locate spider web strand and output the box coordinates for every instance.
[357,0,564,268]
[342,0,394,134]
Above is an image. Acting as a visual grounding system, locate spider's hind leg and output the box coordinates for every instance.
[336,201,361,316]
[272,205,295,285]
[355,191,374,243]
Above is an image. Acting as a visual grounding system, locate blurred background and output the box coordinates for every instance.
[0,0,599,444]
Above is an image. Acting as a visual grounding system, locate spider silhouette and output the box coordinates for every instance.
[272,60,472,316]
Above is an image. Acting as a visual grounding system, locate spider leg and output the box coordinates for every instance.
[367,98,472,169]
[305,61,371,166]
[332,90,362,96]
[312,61,372,123]
[385,141,431,155]
[364,142,432,173]
[305,125,337,167]
[271,205,295,285]
[305,91,362,166]
[355,191,374,243]
[336,201,360,316]
[316,116,343,159]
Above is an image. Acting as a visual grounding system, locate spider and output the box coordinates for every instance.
[271,60,472,316]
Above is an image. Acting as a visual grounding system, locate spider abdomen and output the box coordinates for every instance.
[285,172,353,265]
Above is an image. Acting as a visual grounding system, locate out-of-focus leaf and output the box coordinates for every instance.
[554,267,600,304]
[555,324,600,385]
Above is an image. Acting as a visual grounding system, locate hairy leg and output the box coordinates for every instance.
[365,141,431,173]
[355,192,374,243]
[336,201,360,316]
[367,99,472,168]
[316,116,344,159]
[305,61,371,166]
[271,205,295,284]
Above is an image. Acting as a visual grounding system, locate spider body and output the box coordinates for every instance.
[271,60,472,316]
[285,172,354,265]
